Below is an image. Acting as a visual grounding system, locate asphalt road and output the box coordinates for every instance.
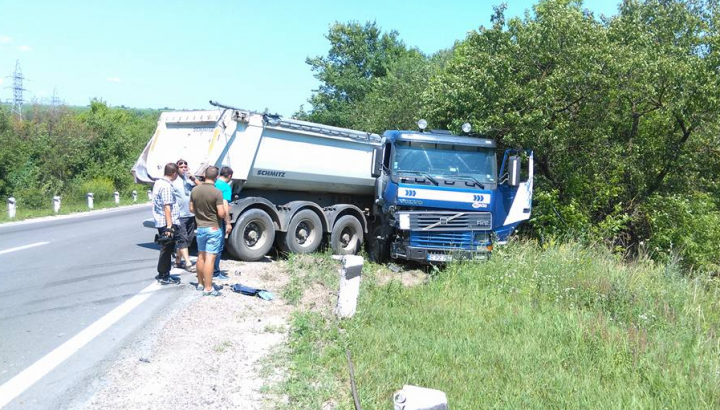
[0,205,194,409]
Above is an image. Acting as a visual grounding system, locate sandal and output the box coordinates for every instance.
[202,289,222,297]
[186,265,197,273]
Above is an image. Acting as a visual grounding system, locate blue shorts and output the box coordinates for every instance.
[197,226,223,254]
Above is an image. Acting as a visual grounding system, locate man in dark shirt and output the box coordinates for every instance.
[189,166,226,296]
[152,163,181,285]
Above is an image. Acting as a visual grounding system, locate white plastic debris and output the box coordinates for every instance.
[335,255,363,318]
[393,385,448,410]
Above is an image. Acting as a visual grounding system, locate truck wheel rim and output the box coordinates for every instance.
[244,222,265,249]
[294,221,316,247]
[339,227,355,250]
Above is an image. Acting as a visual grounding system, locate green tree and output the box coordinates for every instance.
[301,21,417,129]
[424,0,720,268]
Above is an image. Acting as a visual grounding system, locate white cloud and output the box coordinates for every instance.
[18,45,31,52]
[0,35,11,44]
[106,77,122,83]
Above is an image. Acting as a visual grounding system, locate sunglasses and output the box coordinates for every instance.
[177,162,187,166]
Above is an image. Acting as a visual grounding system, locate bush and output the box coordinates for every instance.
[15,186,48,209]
[638,193,720,272]
[76,177,115,202]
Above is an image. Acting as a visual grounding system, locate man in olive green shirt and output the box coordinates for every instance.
[189,166,226,296]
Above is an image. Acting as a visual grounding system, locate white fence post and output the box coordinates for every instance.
[132,190,137,202]
[87,193,94,209]
[7,197,16,219]
[335,255,363,318]
[53,196,61,213]
[113,191,120,205]
[147,189,152,201]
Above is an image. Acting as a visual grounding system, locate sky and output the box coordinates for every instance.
[0,0,620,117]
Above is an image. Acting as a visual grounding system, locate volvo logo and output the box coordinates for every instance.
[440,217,449,225]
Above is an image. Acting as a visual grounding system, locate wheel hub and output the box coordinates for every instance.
[244,222,261,247]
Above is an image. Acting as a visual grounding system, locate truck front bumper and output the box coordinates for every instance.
[390,242,490,263]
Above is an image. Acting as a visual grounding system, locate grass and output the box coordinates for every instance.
[0,197,150,224]
[281,250,341,306]
[213,340,233,353]
[277,241,720,409]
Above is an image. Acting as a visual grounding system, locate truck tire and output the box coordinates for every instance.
[227,209,275,261]
[330,215,363,255]
[277,209,323,254]
[368,225,390,263]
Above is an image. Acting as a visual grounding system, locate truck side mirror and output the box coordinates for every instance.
[371,146,383,178]
[508,156,521,187]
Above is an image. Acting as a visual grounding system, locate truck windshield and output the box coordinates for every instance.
[392,141,497,183]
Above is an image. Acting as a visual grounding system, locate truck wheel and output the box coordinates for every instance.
[368,225,390,263]
[277,209,323,254]
[227,209,275,261]
[330,215,363,255]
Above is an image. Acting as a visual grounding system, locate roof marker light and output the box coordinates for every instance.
[462,123,472,133]
[417,119,428,130]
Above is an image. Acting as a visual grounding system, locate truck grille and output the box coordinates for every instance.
[409,231,475,250]
[408,211,492,231]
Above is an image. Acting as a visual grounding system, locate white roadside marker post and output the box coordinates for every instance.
[87,193,94,209]
[335,255,363,318]
[393,385,448,410]
[7,197,16,219]
[132,190,137,202]
[53,196,61,213]
[113,191,120,205]
[147,189,152,201]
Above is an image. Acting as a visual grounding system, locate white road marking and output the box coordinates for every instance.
[0,281,163,408]
[0,242,50,255]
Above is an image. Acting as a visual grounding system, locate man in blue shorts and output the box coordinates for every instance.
[189,166,226,296]
[213,166,233,280]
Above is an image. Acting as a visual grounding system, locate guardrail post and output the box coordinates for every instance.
[87,192,94,209]
[132,190,137,202]
[114,191,120,205]
[147,189,152,201]
[7,197,16,219]
[53,196,61,213]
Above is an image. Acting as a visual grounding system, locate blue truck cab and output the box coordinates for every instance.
[372,125,533,263]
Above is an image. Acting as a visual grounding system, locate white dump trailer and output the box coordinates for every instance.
[133,104,383,261]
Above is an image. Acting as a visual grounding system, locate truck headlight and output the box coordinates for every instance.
[399,213,410,230]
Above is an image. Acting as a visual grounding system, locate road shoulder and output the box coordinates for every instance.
[77,258,291,410]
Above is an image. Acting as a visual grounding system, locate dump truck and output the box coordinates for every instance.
[132,102,533,263]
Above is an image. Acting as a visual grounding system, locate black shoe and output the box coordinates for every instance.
[157,275,180,285]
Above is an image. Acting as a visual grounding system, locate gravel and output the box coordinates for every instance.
[79,257,292,410]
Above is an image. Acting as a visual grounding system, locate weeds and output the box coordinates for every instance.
[278,241,720,409]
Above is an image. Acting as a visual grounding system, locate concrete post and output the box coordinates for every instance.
[335,255,363,318]
[132,190,137,202]
[393,385,448,410]
[87,193,94,209]
[7,197,16,219]
[53,196,61,213]
[113,191,120,205]
[147,189,152,201]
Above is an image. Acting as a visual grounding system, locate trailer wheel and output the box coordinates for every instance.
[330,215,363,255]
[277,209,323,254]
[227,209,275,261]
